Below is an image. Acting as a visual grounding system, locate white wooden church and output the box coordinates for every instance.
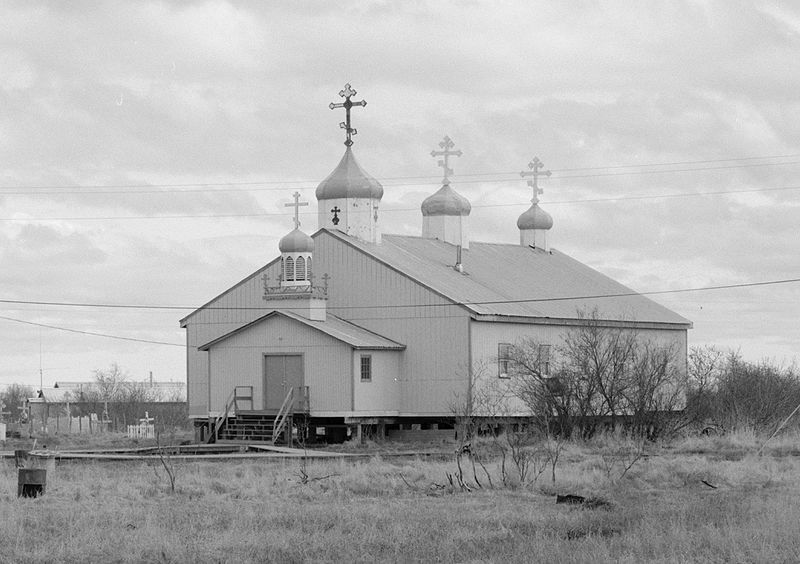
[181,84,691,443]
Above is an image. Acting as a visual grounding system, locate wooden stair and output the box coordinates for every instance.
[209,386,309,446]
[216,411,281,443]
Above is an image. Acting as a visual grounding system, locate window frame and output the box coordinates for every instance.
[498,343,512,379]
[284,256,295,281]
[360,355,372,382]
[538,344,551,376]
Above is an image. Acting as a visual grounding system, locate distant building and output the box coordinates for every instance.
[52,380,186,402]
[181,85,691,442]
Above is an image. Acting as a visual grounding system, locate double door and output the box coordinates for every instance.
[264,354,304,411]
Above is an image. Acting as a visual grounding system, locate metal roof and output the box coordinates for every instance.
[198,310,406,351]
[34,388,77,402]
[324,230,692,327]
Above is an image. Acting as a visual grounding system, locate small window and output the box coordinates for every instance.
[285,256,295,281]
[296,256,306,281]
[498,343,512,378]
[360,355,372,382]
[539,344,551,375]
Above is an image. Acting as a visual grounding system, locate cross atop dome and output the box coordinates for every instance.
[329,83,367,147]
[431,135,462,186]
[520,156,551,204]
[285,191,308,229]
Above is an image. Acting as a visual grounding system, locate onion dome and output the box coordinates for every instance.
[517,204,553,231]
[278,228,314,253]
[421,185,472,217]
[315,147,384,201]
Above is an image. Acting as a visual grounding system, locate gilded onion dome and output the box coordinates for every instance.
[315,147,384,201]
[421,184,472,217]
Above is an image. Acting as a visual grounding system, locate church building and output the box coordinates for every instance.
[180,84,691,443]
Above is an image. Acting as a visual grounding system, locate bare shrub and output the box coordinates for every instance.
[686,348,800,435]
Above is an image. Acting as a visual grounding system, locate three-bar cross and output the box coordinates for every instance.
[285,191,308,229]
[520,157,551,204]
[329,83,367,147]
[431,135,462,186]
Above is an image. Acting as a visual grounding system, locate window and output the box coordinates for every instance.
[285,256,295,281]
[296,256,306,281]
[538,344,551,376]
[307,257,312,280]
[360,355,372,382]
[498,343,512,378]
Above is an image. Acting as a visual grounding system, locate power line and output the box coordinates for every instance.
[1,276,798,313]
[2,277,797,350]
[0,315,184,347]
[2,184,799,222]
[1,154,799,195]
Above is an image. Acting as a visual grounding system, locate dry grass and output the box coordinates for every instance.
[2,434,800,563]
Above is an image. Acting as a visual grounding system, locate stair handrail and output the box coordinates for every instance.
[272,387,295,445]
[209,387,239,443]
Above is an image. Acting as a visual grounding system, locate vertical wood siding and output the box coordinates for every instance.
[183,260,280,415]
[470,320,688,415]
[315,232,471,416]
[207,314,352,412]
[352,350,402,413]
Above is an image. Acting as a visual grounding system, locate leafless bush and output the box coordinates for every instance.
[152,431,179,493]
[686,347,800,435]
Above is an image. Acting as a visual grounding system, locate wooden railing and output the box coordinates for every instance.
[272,386,309,446]
[272,388,295,445]
[208,386,253,443]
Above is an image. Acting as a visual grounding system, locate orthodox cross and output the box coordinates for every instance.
[431,135,462,185]
[321,273,331,295]
[285,191,308,229]
[520,157,551,205]
[331,206,341,225]
[329,83,367,147]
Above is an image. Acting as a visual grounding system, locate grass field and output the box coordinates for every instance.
[2,433,800,563]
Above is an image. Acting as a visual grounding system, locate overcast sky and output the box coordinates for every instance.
[1,1,799,390]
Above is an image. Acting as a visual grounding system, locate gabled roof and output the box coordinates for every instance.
[179,257,278,326]
[198,310,406,351]
[321,230,692,327]
[34,388,76,402]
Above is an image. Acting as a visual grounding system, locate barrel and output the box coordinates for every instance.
[18,468,47,498]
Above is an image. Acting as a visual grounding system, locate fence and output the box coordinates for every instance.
[23,401,187,435]
[34,414,108,435]
[127,423,155,439]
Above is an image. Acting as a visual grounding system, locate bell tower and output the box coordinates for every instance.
[420,136,471,248]
[517,156,554,250]
[316,84,383,244]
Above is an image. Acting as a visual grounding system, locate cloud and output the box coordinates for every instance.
[1,0,799,387]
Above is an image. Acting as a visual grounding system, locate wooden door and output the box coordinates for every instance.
[264,355,304,411]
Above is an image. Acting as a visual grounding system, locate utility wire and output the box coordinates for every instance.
[1,277,798,313]
[1,154,799,195]
[2,184,799,222]
[0,314,184,347]
[2,277,797,349]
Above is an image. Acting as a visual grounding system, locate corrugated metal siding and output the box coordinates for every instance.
[207,314,352,412]
[315,231,471,416]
